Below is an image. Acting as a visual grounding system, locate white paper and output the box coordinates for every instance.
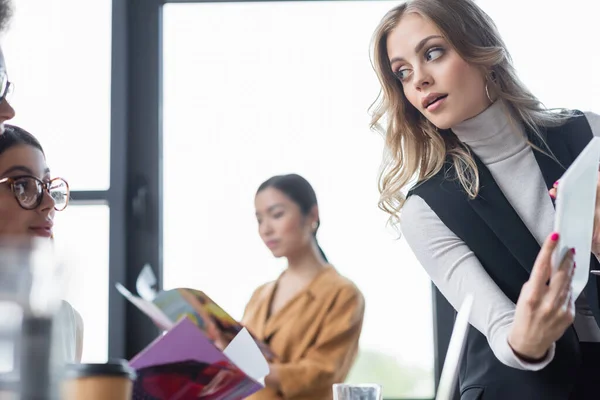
[223,327,269,385]
[552,137,600,299]
[136,263,158,302]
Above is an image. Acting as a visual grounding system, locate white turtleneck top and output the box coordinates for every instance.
[400,101,600,371]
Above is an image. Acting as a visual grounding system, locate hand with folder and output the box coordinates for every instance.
[507,231,576,362]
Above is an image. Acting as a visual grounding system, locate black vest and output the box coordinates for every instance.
[408,112,600,400]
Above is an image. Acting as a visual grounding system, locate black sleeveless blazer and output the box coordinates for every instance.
[409,112,600,399]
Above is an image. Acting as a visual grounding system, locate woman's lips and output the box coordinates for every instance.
[265,240,279,249]
[29,227,53,237]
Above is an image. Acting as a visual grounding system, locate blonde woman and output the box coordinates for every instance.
[371,0,600,399]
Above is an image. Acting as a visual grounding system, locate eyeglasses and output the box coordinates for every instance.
[0,175,70,211]
[0,72,13,103]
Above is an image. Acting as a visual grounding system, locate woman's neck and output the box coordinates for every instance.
[451,100,527,164]
[285,242,327,278]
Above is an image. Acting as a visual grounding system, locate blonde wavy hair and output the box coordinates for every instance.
[370,0,571,226]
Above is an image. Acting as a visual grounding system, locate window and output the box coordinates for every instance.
[161,2,435,398]
[479,1,599,112]
[2,0,112,191]
[2,0,112,362]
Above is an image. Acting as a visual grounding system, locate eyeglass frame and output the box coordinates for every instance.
[0,71,13,104]
[0,175,70,211]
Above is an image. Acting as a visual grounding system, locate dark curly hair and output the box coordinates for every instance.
[0,0,12,32]
[0,125,44,156]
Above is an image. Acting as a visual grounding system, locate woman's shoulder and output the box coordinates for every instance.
[583,110,600,134]
[53,300,83,363]
[400,194,440,239]
[320,266,364,300]
[56,301,83,335]
[57,300,76,322]
[554,109,600,138]
[554,109,599,129]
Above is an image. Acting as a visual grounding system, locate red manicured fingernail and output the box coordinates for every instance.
[571,248,576,254]
[550,192,556,199]
[574,262,577,269]
[554,181,559,186]
[551,232,559,241]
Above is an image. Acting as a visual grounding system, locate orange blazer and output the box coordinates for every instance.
[242,265,365,400]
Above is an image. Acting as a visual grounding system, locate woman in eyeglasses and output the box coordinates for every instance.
[0,125,81,363]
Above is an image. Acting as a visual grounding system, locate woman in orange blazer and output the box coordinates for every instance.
[243,174,365,400]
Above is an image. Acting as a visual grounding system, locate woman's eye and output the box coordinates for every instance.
[425,48,444,62]
[13,182,27,194]
[273,212,284,219]
[394,68,410,81]
[14,181,31,193]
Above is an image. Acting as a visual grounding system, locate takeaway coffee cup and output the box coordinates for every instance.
[61,359,136,400]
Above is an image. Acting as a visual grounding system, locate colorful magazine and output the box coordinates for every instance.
[118,266,272,399]
[130,317,267,400]
[115,265,275,360]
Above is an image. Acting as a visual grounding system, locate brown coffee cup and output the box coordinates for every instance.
[61,360,136,400]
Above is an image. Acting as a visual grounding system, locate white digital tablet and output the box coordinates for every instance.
[552,137,600,299]
[435,294,473,400]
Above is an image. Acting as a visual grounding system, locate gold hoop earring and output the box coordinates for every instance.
[485,82,493,103]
